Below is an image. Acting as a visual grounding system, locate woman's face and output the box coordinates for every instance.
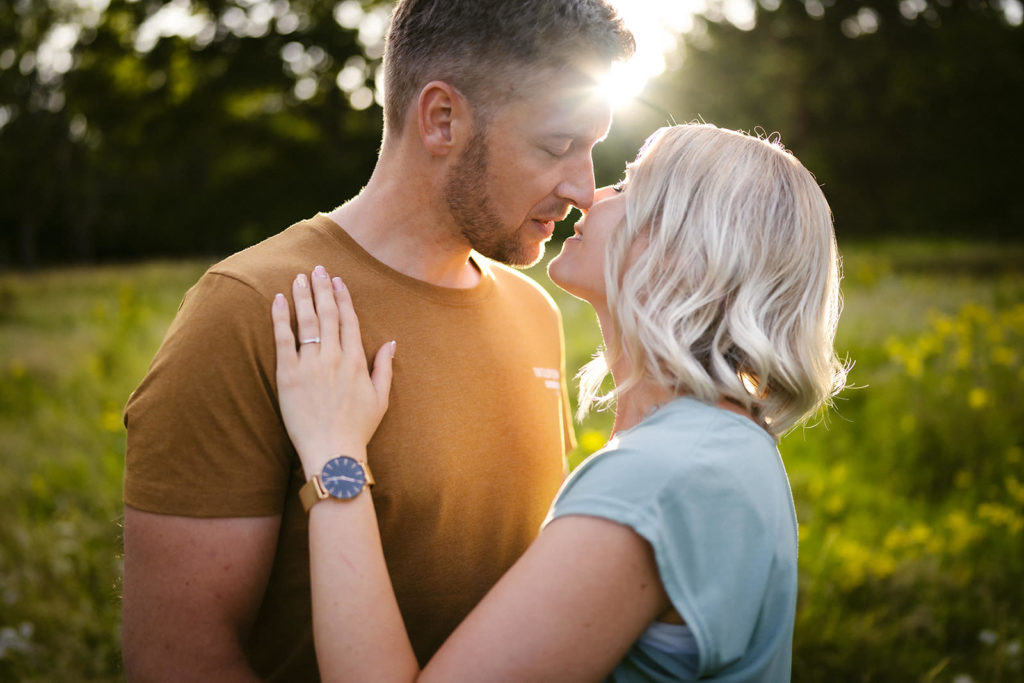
[547,185,626,306]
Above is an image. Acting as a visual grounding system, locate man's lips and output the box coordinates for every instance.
[530,206,572,238]
[531,219,556,238]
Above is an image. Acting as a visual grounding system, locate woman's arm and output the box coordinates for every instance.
[273,268,671,682]
[272,268,416,680]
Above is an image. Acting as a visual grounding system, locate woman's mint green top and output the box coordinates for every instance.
[544,397,798,681]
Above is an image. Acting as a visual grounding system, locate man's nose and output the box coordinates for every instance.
[556,154,596,212]
[579,186,620,216]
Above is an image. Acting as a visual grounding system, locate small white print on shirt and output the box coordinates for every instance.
[533,367,561,390]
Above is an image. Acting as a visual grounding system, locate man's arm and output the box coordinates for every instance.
[122,506,281,682]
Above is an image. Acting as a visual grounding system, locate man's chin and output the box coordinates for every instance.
[478,238,547,269]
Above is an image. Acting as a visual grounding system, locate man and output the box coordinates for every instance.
[121,0,634,679]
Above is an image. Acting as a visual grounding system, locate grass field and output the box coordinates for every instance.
[1,241,1022,681]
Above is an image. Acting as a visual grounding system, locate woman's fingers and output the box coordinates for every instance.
[332,277,365,362]
[371,340,396,408]
[310,266,340,352]
[271,293,297,377]
[292,273,320,349]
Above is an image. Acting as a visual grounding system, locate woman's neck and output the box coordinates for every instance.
[596,305,759,435]
[611,380,676,435]
[592,305,674,434]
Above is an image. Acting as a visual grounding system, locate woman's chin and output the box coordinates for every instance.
[546,257,573,293]
[544,266,593,303]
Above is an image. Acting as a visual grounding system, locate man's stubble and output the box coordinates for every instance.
[443,130,542,268]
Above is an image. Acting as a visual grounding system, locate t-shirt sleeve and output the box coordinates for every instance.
[123,271,294,517]
[544,442,775,676]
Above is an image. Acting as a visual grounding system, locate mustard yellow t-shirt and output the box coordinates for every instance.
[124,214,575,679]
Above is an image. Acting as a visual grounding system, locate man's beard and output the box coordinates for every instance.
[443,130,542,267]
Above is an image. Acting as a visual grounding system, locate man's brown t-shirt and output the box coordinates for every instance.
[124,215,575,679]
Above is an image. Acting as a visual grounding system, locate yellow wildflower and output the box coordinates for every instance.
[884,337,905,360]
[967,388,989,410]
[834,538,870,590]
[883,527,909,551]
[955,345,973,369]
[101,410,124,433]
[824,493,846,515]
[908,523,931,545]
[869,553,897,579]
[992,346,1016,366]
[905,354,924,378]
[961,304,991,324]
[578,429,607,454]
[1006,476,1024,506]
[977,502,1024,534]
[946,511,982,554]
[931,314,954,339]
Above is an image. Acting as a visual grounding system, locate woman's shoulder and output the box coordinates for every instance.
[553,398,787,521]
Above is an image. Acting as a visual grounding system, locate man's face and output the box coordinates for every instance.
[444,74,613,267]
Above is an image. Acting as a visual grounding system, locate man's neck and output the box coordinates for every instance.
[326,157,481,289]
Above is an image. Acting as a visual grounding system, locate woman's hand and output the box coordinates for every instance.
[271,266,395,477]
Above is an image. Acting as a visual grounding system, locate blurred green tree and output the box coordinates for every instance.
[1,0,390,266]
[2,0,1022,265]
[645,0,1024,240]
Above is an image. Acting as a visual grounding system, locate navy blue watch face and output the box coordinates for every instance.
[321,456,366,499]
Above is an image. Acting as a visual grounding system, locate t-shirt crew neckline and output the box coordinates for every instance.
[311,213,497,306]
[626,396,777,446]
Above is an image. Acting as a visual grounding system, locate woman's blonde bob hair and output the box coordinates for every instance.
[578,123,847,438]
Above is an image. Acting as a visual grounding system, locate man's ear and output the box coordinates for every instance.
[417,81,472,156]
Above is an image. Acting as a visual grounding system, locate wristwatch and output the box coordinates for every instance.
[299,455,375,513]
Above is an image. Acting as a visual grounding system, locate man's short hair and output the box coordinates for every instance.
[382,0,635,136]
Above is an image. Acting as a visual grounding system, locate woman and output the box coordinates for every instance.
[270,123,847,681]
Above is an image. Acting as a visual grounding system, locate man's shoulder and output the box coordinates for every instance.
[205,214,342,296]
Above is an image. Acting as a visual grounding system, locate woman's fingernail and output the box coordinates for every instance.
[274,293,286,307]
[296,273,307,288]
[389,340,397,357]
[313,265,328,279]
[332,277,344,291]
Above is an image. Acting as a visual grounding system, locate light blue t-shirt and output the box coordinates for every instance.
[544,397,798,682]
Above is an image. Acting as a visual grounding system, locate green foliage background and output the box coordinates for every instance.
[1,243,1022,681]
[2,0,1023,680]
[2,0,1023,265]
